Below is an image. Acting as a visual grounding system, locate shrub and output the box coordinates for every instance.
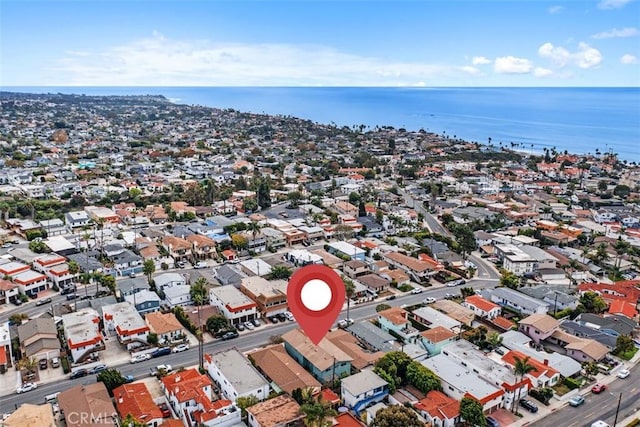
[564,377,581,390]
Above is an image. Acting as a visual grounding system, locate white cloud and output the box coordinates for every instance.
[621,54,638,64]
[592,27,639,39]
[471,56,492,65]
[53,32,479,86]
[538,42,603,69]
[460,66,482,75]
[548,5,564,14]
[576,42,603,68]
[598,0,634,8]
[534,67,554,77]
[494,56,533,74]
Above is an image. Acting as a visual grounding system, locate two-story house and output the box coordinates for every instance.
[341,369,389,414]
[113,383,164,427]
[62,308,105,363]
[145,311,185,345]
[463,295,502,320]
[240,277,288,318]
[204,348,270,402]
[377,307,420,344]
[518,314,560,344]
[103,302,149,350]
[209,285,259,326]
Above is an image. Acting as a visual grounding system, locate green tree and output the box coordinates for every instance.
[28,240,48,253]
[342,276,355,321]
[206,315,229,335]
[269,265,292,280]
[375,304,391,312]
[236,394,260,419]
[487,332,503,349]
[190,277,209,305]
[17,357,38,374]
[99,274,117,295]
[405,361,441,394]
[371,405,423,427]
[97,369,127,396]
[500,270,520,289]
[615,335,635,355]
[579,291,607,313]
[512,356,537,413]
[460,397,487,427]
[375,351,413,391]
[613,184,631,198]
[287,191,302,207]
[143,259,155,285]
[147,332,158,346]
[301,396,337,427]
[460,287,475,298]
[122,414,146,427]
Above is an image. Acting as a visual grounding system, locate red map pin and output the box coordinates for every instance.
[287,264,346,345]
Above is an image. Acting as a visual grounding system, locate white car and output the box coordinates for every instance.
[411,288,423,294]
[284,311,295,321]
[617,368,630,379]
[243,321,255,330]
[16,382,38,394]
[172,344,189,353]
[423,297,437,304]
[130,353,152,364]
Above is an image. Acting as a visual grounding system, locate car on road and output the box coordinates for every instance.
[221,331,239,340]
[151,347,172,358]
[519,398,538,413]
[1,243,12,248]
[150,364,173,377]
[591,383,607,394]
[411,288,423,294]
[385,295,397,301]
[172,344,189,353]
[569,395,585,407]
[252,318,261,327]
[422,297,436,304]
[35,297,52,306]
[130,353,152,364]
[194,261,207,269]
[486,416,500,427]
[16,382,38,394]
[66,293,78,301]
[39,358,48,370]
[617,368,630,379]
[243,321,255,330]
[124,375,135,383]
[69,369,88,379]
[90,364,107,374]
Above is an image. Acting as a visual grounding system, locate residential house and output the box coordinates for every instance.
[103,302,149,350]
[482,288,550,315]
[327,241,366,261]
[248,344,322,395]
[1,403,56,427]
[341,369,389,414]
[62,308,105,363]
[558,320,618,352]
[282,328,352,383]
[414,390,460,427]
[124,290,162,315]
[154,272,187,290]
[145,312,185,345]
[0,322,12,373]
[213,264,247,287]
[356,274,390,294]
[239,259,272,277]
[209,285,259,326]
[518,314,560,344]
[187,234,218,260]
[463,295,501,320]
[118,276,151,297]
[343,260,369,279]
[519,286,579,312]
[240,276,288,317]
[574,313,637,337]
[163,285,192,308]
[161,368,241,427]
[162,236,193,263]
[577,279,640,308]
[246,395,304,427]
[204,348,270,402]
[325,329,385,370]
[113,383,164,427]
[261,227,286,250]
[382,252,435,283]
[58,383,118,427]
[284,249,324,267]
[377,307,420,344]
[547,329,609,363]
[17,318,61,361]
[410,307,462,334]
[501,350,561,388]
[494,244,536,276]
[346,322,396,353]
[65,210,91,230]
[420,326,458,356]
[0,279,20,305]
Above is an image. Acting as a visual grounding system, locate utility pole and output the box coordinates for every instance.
[613,392,622,427]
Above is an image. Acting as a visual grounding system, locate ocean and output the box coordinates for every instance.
[4,86,640,162]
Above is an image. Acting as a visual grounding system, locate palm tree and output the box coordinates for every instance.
[342,276,355,321]
[143,259,155,285]
[191,279,207,369]
[67,260,80,291]
[301,395,337,427]
[17,357,38,374]
[512,356,537,413]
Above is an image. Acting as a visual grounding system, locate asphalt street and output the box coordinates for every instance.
[529,362,640,427]
[0,278,498,409]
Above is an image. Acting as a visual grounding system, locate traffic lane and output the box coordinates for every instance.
[0,279,499,407]
[468,253,500,281]
[529,363,640,427]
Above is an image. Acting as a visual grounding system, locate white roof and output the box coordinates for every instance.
[422,355,502,400]
[239,259,272,276]
[341,369,388,396]
[210,285,255,309]
[208,348,269,395]
[45,236,75,252]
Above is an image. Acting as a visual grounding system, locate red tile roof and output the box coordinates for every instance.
[465,295,500,313]
[608,300,638,319]
[333,412,365,427]
[501,350,559,380]
[415,390,460,420]
[492,316,516,331]
[113,383,163,423]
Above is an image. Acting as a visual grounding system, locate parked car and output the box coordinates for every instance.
[236,323,245,331]
[124,375,135,383]
[194,262,207,269]
[385,295,397,301]
[276,313,287,322]
[69,369,88,380]
[569,395,585,407]
[338,318,355,328]
[50,357,60,368]
[60,287,75,295]
[268,316,279,324]
[130,353,152,364]
[91,364,107,374]
[16,382,38,394]
[486,417,500,427]
[39,359,48,370]
[411,288,423,294]
[152,347,172,358]
[519,399,538,413]
[172,344,189,353]
[158,402,171,418]
[12,299,22,306]
[176,261,185,268]
[422,297,436,304]
[35,297,52,307]
[494,347,506,356]
[284,311,294,321]
[617,368,630,379]
[243,321,255,330]
[221,331,239,340]
[591,383,607,394]
[150,364,173,377]
[252,318,261,327]
[66,293,78,301]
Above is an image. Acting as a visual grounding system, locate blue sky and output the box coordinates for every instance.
[1,0,639,86]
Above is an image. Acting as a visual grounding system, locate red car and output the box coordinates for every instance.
[158,403,171,418]
[591,383,607,394]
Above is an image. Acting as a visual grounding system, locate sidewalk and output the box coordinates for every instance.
[511,350,640,427]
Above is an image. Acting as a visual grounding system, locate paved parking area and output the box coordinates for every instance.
[489,408,519,425]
